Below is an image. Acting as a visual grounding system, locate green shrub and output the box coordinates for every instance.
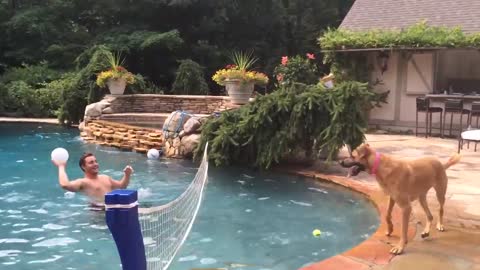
[0,83,7,113]
[58,45,161,124]
[195,81,388,169]
[172,59,209,95]
[4,81,43,116]
[0,62,63,117]
[123,74,163,94]
[319,21,480,51]
[0,61,61,87]
[56,72,87,125]
[36,78,68,117]
[56,46,113,125]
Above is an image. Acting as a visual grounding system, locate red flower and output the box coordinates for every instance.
[281,56,288,66]
[306,53,315,60]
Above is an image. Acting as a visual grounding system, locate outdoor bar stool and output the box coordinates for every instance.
[469,101,480,128]
[416,97,443,138]
[442,99,470,138]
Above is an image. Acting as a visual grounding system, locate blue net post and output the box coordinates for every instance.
[105,190,147,270]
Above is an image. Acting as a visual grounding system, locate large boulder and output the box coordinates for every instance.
[84,100,111,120]
[164,137,182,158]
[180,134,202,158]
[78,121,85,131]
[183,117,202,135]
[162,111,192,138]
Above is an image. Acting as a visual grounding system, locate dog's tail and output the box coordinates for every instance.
[443,154,461,170]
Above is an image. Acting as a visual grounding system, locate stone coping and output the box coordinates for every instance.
[278,166,417,270]
[0,117,59,124]
[107,94,230,100]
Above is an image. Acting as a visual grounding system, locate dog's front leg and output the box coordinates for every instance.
[385,197,395,236]
[390,203,411,255]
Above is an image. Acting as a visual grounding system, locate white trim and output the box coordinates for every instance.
[105,201,139,209]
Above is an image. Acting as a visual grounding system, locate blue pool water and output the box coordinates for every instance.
[0,123,379,270]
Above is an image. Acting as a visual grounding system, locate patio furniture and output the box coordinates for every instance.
[468,101,480,128]
[416,97,443,138]
[443,99,470,138]
[458,129,480,153]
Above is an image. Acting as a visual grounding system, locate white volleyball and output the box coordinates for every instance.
[147,149,160,160]
[51,148,69,162]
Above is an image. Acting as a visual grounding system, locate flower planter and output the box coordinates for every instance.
[107,78,126,95]
[224,79,254,105]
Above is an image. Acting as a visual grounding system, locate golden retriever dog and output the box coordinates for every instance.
[339,144,461,255]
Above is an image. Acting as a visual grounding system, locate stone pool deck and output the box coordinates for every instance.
[288,134,480,270]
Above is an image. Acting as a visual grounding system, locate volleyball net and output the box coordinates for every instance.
[105,144,209,270]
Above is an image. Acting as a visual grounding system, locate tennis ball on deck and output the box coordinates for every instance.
[312,229,321,237]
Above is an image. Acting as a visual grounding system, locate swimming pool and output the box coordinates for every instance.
[0,123,379,270]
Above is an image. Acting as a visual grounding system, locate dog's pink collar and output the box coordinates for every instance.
[371,152,381,175]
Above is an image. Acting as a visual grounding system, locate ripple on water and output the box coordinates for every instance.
[89,224,108,230]
[199,238,212,243]
[28,255,63,264]
[3,261,19,265]
[42,224,69,230]
[64,192,75,199]
[289,200,312,207]
[0,181,23,187]
[1,193,34,203]
[28,209,48,214]
[138,188,152,200]
[32,238,78,247]
[0,238,29,244]
[308,187,328,194]
[0,250,21,258]
[178,255,197,262]
[200,258,217,265]
[12,228,44,234]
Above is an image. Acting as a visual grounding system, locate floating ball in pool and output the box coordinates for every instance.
[312,229,321,237]
[147,149,160,160]
[51,148,69,162]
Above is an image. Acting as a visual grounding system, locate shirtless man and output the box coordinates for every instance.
[52,152,134,208]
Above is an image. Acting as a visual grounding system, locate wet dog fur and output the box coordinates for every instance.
[340,144,461,255]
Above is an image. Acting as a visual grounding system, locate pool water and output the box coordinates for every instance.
[0,123,379,270]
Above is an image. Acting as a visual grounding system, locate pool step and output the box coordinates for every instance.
[99,113,170,129]
[99,112,210,129]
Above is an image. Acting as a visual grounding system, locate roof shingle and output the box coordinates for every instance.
[340,0,480,34]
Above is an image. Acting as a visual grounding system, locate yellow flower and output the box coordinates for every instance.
[96,66,136,88]
[212,67,268,86]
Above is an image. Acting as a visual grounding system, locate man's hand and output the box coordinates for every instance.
[123,165,134,176]
[52,160,67,168]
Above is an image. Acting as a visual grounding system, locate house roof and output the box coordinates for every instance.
[340,0,480,34]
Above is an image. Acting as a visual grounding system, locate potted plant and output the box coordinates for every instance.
[212,51,268,104]
[96,52,135,95]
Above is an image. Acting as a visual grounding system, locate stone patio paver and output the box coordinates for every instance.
[287,134,480,270]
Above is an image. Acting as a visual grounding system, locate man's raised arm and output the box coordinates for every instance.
[110,165,134,189]
[52,160,83,192]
